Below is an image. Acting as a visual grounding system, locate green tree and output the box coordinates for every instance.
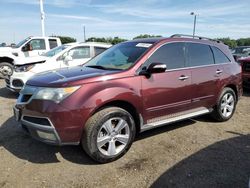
[133,34,162,39]
[51,35,76,44]
[217,38,237,48]
[86,37,127,45]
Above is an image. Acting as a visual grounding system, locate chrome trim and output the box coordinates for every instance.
[140,107,211,132]
[21,114,62,144]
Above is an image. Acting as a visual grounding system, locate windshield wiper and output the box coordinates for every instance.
[86,65,122,71]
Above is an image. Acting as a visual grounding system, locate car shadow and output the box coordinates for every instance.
[243,89,250,97]
[0,116,196,165]
[0,117,96,165]
[0,87,19,99]
[151,132,250,188]
[136,119,196,141]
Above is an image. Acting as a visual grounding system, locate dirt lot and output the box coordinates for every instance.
[0,79,249,188]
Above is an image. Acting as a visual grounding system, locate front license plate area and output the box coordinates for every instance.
[13,107,21,121]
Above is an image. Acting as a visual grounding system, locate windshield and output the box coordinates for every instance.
[42,45,69,57]
[84,42,153,70]
[14,38,30,48]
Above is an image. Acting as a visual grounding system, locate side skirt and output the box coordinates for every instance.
[140,107,212,132]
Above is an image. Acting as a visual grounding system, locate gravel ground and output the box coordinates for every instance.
[0,79,249,188]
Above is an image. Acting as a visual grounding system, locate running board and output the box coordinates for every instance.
[140,108,211,132]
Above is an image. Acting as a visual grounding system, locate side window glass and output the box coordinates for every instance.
[186,43,214,67]
[145,42,185,69]
[212,46,231,64]
[29,39,46,50]
[94,47,107,56]
[68,47,90,59]
[49,39,58,49]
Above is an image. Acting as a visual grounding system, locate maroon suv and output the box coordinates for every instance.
[14,34,242,163]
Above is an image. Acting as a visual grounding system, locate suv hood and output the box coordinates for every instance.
[14,56,48,66]
[26,66,120,87]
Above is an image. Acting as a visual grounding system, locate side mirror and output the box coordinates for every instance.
[22,44,32,52]
[139,62,167,77]
[64,55,73,64]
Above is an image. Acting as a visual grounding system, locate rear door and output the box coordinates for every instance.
[141,42,192,123]
[186,42,223,109]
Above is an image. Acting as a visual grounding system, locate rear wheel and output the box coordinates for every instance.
[82,107,136,163]
[0,62,13,79]
[211,87,236,122]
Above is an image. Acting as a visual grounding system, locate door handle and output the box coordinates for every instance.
[179,75,189,81]
[216,70,223,74]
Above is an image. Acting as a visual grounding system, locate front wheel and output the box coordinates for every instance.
[82,107,136,163]
[211,87,236,122]
[0,62,13,79]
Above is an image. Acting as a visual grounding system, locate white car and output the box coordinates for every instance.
[6,42,111,92]
[0,36,61,78]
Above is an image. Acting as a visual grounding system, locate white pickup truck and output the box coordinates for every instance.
[0,36,61,78]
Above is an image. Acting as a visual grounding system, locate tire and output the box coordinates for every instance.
[211,87,236,122]
[0,62,13,79]
[81,107,136,163]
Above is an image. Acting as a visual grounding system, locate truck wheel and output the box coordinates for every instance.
[82,107,136,163]
[0,62,13,79]
[211,87,236,122]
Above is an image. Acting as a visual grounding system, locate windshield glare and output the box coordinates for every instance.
[43,45,69,57]
[84,42,152,70]
[14,38,30,48]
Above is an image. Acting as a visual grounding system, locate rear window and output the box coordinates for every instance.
[49,39,58,49]
[94,47,107,56]
[211,46,231,64]
[186,43,214,67]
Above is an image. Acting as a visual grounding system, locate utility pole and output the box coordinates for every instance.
[40,0,45,37]
[190,12,198,37]
[83,25,86,42]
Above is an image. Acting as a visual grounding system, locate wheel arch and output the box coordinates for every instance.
[0,57,14,65]
[91,100,141,135]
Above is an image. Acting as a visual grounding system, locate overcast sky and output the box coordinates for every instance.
[0,0,249,44]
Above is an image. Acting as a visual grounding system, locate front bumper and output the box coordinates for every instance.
[5,71,32,92]
[14,106,62,145]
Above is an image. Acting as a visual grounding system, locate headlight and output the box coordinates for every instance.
[15,64,35,72]
[33,86,80,103]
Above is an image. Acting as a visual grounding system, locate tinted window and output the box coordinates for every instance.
[212,46,230,64]
[68,47,90,59]
[28,39,46,50]
[94,47,107,56]
[49,39,58,49]
[146,42,185,69]
[186,43,214,67]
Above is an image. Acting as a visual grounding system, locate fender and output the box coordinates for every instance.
[61,77,143,126]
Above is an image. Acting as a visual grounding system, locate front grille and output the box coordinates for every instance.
[23,116,51,127]
[242,62,250,72]
[12,79,24,87]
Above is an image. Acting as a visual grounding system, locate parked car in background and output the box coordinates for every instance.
[6,42,111,92]
[238,56,250,89]
[232,46,250,61]
[14,34,242,163]
[0,36,61,78]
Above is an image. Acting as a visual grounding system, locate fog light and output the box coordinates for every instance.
[37,131,56,141]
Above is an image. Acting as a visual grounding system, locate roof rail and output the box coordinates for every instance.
[170,34,221,43]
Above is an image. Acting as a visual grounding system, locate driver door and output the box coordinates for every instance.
[61,46,91,68]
